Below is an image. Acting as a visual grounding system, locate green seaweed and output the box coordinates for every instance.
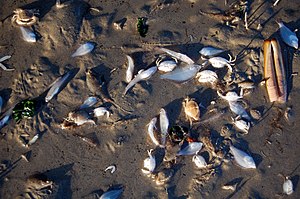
[137,17,148,37]
[12,99,36,123]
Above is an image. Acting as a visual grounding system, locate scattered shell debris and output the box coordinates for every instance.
[0,0,299,198]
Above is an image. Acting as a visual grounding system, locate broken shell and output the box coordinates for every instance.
[80,96,98,109]
[232,117,250,134]
[155,168,174,186]
[105,165,116,173]
[250,109,261,120]
[93,107,110,118]
[20,27,36,43]
[192,155,207,168]
[141,149,156,174]
[283,178,293,195]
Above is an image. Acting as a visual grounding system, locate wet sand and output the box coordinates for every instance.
[1,0,300,198]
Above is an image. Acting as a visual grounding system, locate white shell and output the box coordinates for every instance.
[99,188,123,199]
[208,57,233,72]
[199,46,225,57]
[159,108,169,147]
[157,60,177,72]
[125,55,134,83]
[142,149,156,174]
[20,27,36,43]
[229,101,251,120]
[0,96,2,113]
[71,42,94,57]
[27,133,39,146]
[123,66,157,95]
[80,97,98,109]
[93,107,110,118]
[45,71,71,102]
[160,64,202,82]
[218,91,243,102]
[283,178,293,195]
[0,55,14,71]
[196,70,218,84]
[233,118,250,134]
[230,145,256,169]
[278,22,298,49]
[0,115,10,130]
[147,117,161,147]
[155,47,194,64]
[177,142,203,156]
[192,155,207,168]
[104,165,116,173]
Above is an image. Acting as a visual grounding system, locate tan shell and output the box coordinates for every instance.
[183,97,200,122]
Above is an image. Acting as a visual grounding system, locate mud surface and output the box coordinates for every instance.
[1,0,300,198]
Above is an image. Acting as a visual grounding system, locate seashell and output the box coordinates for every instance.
[195,70,218,84]
[104,165,116,173]
[125,55,135,83]
[123,66,157,95]
[27,133,39,146]
[71,42,95,57]
[249,109,261,120]
[0,96,2,113]
[147,117,161,147]
[199,46,225,57]
[79,96,98,109]
[232,117,250,134]
[141,149,156,174]
[278,22,298,49]
[208,56,234,73]
[154,47,194,64]
[177,142,203,156]
[20,27,36,42]
[159,108,169,147]
[192,155,207,168]
[160,64,202,83]
[45,71,72,102]
[0,107,13,130]
[157,60,177,72]
[217,90,243,102]
[99,188,123,199]
[263,39,287,103]
[93,107,110,118]
[229,101,251,120]
[155,168,174,186]
[230,145,256,169]
[283,178,293,195]
[0,55,14,71]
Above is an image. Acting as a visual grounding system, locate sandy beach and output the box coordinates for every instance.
[1,0,300,198]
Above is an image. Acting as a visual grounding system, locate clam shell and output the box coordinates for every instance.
[283,179,293,195]
[192,155,207,168]
[177,142,203,156]
[71,42,94,57]
[99,188,123,199]
[20,27,36,43]
[160,64,202,83]
[199,46,225,57]
[278,22,298,49]
[230,145,256,169]
[79,97,98,109]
